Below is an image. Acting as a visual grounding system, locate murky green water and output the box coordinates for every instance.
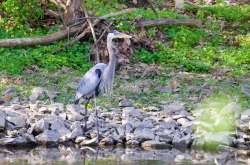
[0,146,248,165]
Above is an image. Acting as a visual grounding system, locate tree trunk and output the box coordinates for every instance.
[64,0,84,25]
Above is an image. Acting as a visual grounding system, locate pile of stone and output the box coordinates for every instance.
[0,87,194,149]
[235,109,250,148]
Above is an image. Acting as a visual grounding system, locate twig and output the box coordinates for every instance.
[82,1,100,63]
[135,18,203,27]
[66,8,136,46]
[89,22,113,56]
[49,0,66,10]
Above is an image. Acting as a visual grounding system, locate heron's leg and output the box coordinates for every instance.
[84,99,90,133]
[94,95,99,143]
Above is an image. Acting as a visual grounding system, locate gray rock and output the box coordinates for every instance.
[80,137,98,146]
[68,126,83,139]
[75,136,87,143]
[173,133,192,148]
[161,102,187,115]
[32,119,49,134]
[240,109,250,121]
[119,99,133,107]
[139,118,154,128]
[122,107,142,119]
[100,137,115,146]
[156,129,174,143]
[0,111,6,130]
[177,118,192,127]
[23,133,36,143]
[49,117,70,137]
[141,140,171,150]
[6,116,26,129]
[126,139,140,146]
[143,106,160,112]
[0,136,27,146]
[29,87,46,103]
[47,103,64,115]
[38,107,50,114]
[66,104,84,121]
[35,130,60,144]
[3,87,16,96]
[133,127,155,141]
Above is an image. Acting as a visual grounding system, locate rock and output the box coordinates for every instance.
[0,136,27,146]
[172,114,186,120]
[23,133,36,143]
[47,103,64,115]
[177,118,192,127]
[68,126,83,139]
[49,117,70,137]
[66,104,84,121]
[80,137,98,146]
[119,99,133,107]
[31,119,48,134]
[3,87,16,96]
[0,111,6,130]
[143,106,160,112]
[173,133,192,148]
[39,107,50,114]
[141,140,171,150]
[75,136,87,143]
[35,130,60,144]
[122,107,142,119]
[240,109,250,121]
[156,129,173,143]
[6,116,26,129]
[133,127,154,141]
[161,102,187,115]
[126,139,140,146]
[139,118,154,128]
[99,137,115,146]
[29,87,46,103]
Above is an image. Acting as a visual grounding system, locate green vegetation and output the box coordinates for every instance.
[193,93,240,150]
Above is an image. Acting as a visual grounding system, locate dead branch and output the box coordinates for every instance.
[0,8,136,48]
[82,1,99,63]
[49,0,66,10]
[66,8,136,46]
[135,18,203,27]
[0,27,81,47]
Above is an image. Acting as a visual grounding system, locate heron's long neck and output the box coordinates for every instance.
[107,38,117,72]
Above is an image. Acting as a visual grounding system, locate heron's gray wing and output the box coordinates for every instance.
[75,63,107,101]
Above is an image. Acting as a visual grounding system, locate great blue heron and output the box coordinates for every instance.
[74,30,132,141]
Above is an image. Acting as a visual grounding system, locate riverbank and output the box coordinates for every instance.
[0,85,249,150]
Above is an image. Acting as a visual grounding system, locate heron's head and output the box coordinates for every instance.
[107,30,132,40]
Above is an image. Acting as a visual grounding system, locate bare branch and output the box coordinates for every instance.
[82,1,100,63]
[49,0,66,10]
[0,27,81,47]
[67,8,136,46]
[135,18,203,27]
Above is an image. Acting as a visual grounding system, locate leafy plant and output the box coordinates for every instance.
[0,0,44,30]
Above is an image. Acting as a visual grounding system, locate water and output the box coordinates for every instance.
[0,145,248,165]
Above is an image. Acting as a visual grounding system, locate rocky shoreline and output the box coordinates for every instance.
[0,87,248,150]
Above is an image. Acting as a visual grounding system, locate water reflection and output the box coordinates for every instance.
[0,145,248,165]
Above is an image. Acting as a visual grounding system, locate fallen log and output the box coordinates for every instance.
[0,8,136,48]
[0,26,81,47]
[135,18,202,27]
